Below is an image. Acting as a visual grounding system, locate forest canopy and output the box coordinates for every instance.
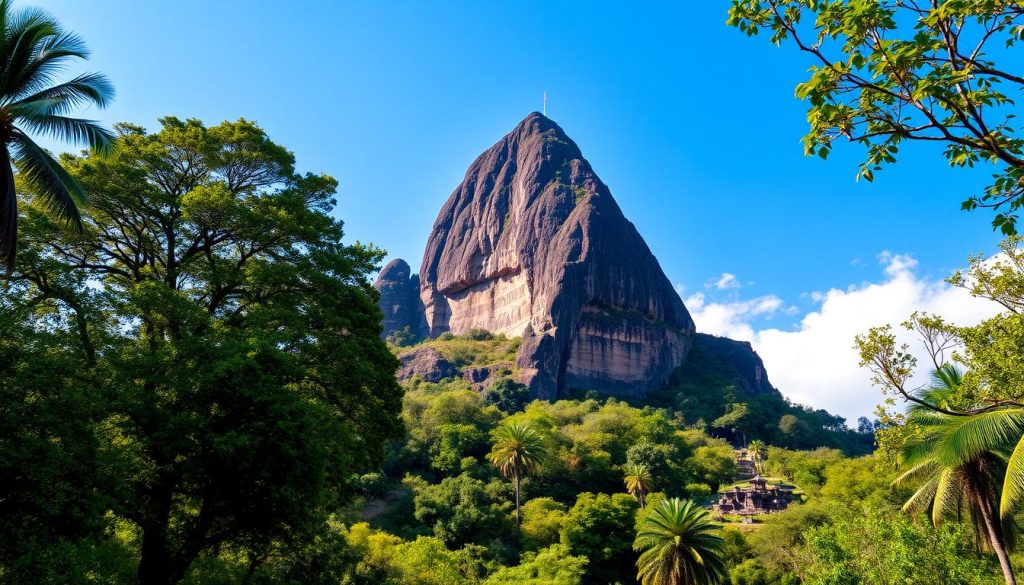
[0,117,404,584]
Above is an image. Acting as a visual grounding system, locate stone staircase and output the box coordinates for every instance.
[734,449,756,481]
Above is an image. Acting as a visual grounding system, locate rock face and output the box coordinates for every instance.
[462,362,514,391]
[374,259,427,340]
[693,334,776,395]
[395,347,458,382]
[417,112,696,398]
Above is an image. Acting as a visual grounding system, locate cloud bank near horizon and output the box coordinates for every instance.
[680,254,1002,422]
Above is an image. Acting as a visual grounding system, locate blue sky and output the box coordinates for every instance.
[31,0,1012,419]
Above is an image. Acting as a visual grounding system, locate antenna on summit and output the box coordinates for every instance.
[543,91,547,116]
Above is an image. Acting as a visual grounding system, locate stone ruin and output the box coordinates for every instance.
[712,475,794,516]
[712,449,795,517]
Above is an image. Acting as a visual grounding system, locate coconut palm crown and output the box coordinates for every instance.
[488,420,546,526]
[0,0,114,270]
[624,462,654,507]
[896,364,1023,585]
[634,498,726,585]
[747,440,766,474]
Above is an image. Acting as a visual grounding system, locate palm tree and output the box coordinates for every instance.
[633,498,726,585]
[624,462,654,507]
[747,440,766,475]
[0,0,114,270]
[489,420,546,527]
[896,364,1023,585]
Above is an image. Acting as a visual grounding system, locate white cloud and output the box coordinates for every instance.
[709,272,742,291]
[685,292,786,341]
[686,254,1003,423]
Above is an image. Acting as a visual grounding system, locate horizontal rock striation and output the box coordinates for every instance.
[418,112,695,398]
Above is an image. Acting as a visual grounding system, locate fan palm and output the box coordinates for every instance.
[633,498,726,585]
[896,364,1024,585]
[0,0,114,270]
[747,440,766,474]
[624,462,654,507]
[489,420,546,527]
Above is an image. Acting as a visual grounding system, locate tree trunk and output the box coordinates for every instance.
[514,474,521,527]
[1,149,17,271]
[138,524,177,585]
[137,481,194,585]
[976,491,1017,585]
[138,527,192,585]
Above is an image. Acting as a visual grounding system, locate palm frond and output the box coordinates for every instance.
[7,30,91,99]
[0,0,12,47]
[0,1,111,271]
[933,363,964,392]
[489,421,547,479]
[932,467,966,526]
[893,459,939,487]
[1001,435,1024,519]
[11,72,113,114]
[10,129,84,228]
[902,476,939,517]
[0,7,61,95]
[15,114,115,152]
[934,409,1024,467]
[634,498,726,585]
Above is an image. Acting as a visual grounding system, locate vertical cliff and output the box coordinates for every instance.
[374,258,427,341]
[417,112,696,398]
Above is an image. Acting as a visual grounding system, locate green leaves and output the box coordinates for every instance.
[4,115,403,582]
[728,0,1024,234]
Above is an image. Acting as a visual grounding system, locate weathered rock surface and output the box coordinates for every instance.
[693,333,776,395]
[374,259,427,340]
[462,362,514,391]
[418,112,696,398]
[395,347,457,382]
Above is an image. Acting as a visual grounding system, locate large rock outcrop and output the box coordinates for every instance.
[417,112,696,399]
[395,347,457,382]
[374,259,427,340]
[692,334,776,395]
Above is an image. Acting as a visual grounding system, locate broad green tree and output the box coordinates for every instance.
[406,473,513,548]
[803,514,1000,585]
[2,117,403,584]
[483,544,587,585]
[712,402,751,446]
[561,492,639,584]
[489,420,547,526]
[520,497,569,550]
[633,498,727,585]
[728,1,1024,234]
[624,462,654,507]
[0,0,114,269]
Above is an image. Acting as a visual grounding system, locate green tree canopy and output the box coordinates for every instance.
[1,117,403,584]
[560,492,639,584]
[728,1,1024,234]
